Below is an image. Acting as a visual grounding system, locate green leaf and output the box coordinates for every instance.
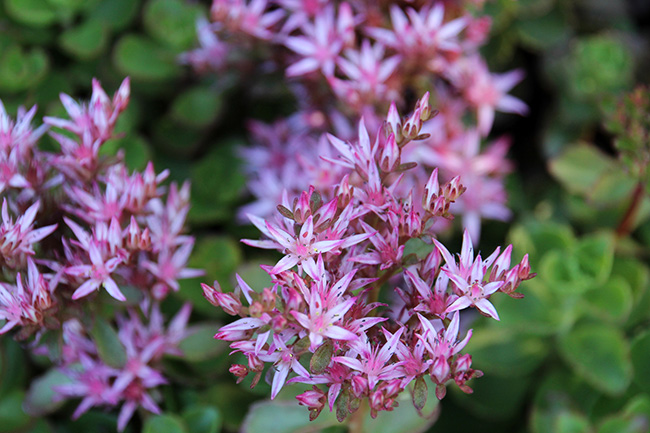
[623,394,650,418]
[86,0,140,30]
[597,414,649,433]
[188,142,247,225]
[516,6,571,50]
[466,327,548,377]
[23,369,73,416]
[558,323,632,395]
[539,250,590,293]
[143,414,188,433]
[176,236,242,315]
[491,279,561,335]
[554,412,592,433]
[91,317,127,368]
[5,0,57,27]
[100,135,152,171]
[46,0,87,11]
[143,0,203,50]
[182,406,222,433]
[241,400,339,433]
[508,221,575,264]
[548,143,619,197]
[310,340,333,375]
[0,338,27,398]
[0,45,49,93]
[630,331,650,393]
[402,238,434,260]
[113,35,181,81]
[177,324,224,362]
[0,390,31,432]
[574,232,615,284]
[59,19,109,60]
[583,277,632,324]
[567,35,634,98]
[170,86,223,128]
[451,373,531,421]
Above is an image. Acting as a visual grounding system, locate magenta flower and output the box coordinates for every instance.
[259,334,311,399]
[333,327,405,391]
[291,270,359,351]
[0,200,57,267]
[0,258,54,333]
[285,6,343,76]
[65,240,125,301]
[433,229,503,320]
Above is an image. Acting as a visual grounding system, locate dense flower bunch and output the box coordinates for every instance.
[183,0,527,240]
[0,78,201,430]
[203,96,534,421]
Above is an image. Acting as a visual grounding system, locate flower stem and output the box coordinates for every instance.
[616,182,645,238]
[348,398,367,433]
[367,267,397,309]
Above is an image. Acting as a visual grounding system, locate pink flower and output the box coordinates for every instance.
[259,334,311,399]
[333,327,405,391]
[417,312,472,384]
[285,7,344,76]
[433,229,503,320]
[0,258,54,333]
[0,200,57,267]
[291,270,359,351]
[65,239,125,301]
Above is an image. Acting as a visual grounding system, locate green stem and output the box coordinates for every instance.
[616,182,645,238]
[348,398,367,433]
[367,267,398,311]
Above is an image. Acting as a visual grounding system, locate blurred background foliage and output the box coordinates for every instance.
[2,0,650,432]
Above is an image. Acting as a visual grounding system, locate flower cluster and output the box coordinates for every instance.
[184,0,527,241]
[0,78,200,430]
[205,97,534,421]
[53,303,191,431]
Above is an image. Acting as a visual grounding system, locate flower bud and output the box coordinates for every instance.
[351,375,368,397]
[379,133,400,172]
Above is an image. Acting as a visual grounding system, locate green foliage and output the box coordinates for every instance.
[91,317,127,368]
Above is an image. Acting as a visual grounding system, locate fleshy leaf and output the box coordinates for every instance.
[177,324,225,363]
[59,19,109,59]
[143,0,203,50]
[465,327,548,377]
[91,317,127,369]
[23,369,73,416]
[630,331,650,394]
[113,34,181,81]
[143,414,188,433]
[583,277,632,324]
[558,323,632,395]
[170,86,223,128]
[241,400,338,433]
[0,390,31,431]
[182,406,222,433]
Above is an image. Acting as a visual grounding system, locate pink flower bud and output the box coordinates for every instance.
[385,102,402,143]
[201,282,242,316]
[271,315,287,332]
[351,375,368,397]
[431,355,450,383]
[230,364,248,379]
[455,353,472,373]
[296,386,326,409]
[379,133,400,172]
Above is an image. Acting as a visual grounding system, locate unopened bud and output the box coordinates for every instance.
[380,133,400,172]
[351,375,368,397]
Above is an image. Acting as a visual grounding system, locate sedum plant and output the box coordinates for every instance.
[0,78,203,431]
[202,95,534,426]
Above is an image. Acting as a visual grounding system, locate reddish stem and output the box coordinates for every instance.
[616,182,645,238]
